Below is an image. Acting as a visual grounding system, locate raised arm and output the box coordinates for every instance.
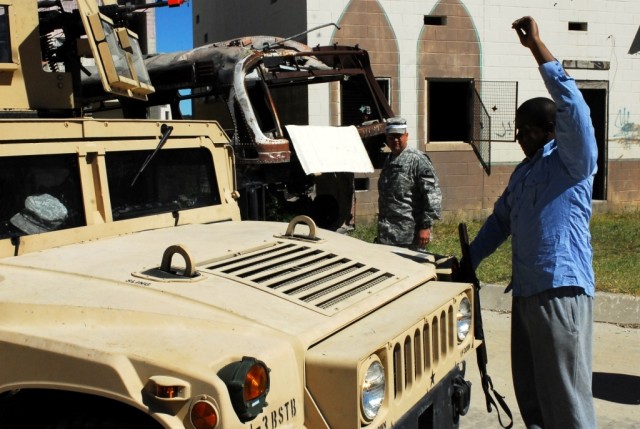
[512,16,554,65]
[514,16,598,179]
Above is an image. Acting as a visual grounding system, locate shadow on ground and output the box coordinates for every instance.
[592,372,640,405]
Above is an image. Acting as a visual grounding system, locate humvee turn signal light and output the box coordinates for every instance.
[190,400,219,429]
[244,361,269,401]
[146,375,190,400]
[218,356,270,422]
[156,385,179,399]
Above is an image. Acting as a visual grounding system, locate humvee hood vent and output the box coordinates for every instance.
[203,241,396,315]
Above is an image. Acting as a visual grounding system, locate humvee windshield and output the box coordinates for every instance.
[0,6,9,63]
[106,147,220,220]
[0,147,220,238]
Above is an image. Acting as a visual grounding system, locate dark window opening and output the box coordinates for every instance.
[428,80,473,142]
[106,148,220,220]
[376,77,391,103]
[354,177,370,192]
[424,15,447,26]
[204,33,208,44]
[569,22,588,31]
[0,154,85,238]
[579,87,608,201]
[0,6,11,63]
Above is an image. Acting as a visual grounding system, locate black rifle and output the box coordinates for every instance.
[458,223,513,428]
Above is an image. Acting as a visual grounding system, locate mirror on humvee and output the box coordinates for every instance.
[76,0,154,100]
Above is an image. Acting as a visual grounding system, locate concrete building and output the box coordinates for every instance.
[191,0,640,224]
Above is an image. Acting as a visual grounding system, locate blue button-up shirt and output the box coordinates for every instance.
[470,61,598,297]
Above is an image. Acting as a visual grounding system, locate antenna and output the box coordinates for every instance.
[263,22,341,50]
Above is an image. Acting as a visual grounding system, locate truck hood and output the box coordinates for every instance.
[0,221,439,348]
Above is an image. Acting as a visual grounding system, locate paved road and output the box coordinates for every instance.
[462,310,640,428]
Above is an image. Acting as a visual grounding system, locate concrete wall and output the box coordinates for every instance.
[192,0,307,45]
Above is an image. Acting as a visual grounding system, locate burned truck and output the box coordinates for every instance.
[82,29,395,230]
[0,1,478,428]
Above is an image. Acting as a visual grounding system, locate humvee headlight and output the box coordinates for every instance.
[457,296,472,342]
[361,359,385,421]
[218,356,270,422]
[190,399,219,429]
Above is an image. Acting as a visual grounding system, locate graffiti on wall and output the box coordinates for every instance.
[614,108,640,147]
[496,120,514,139]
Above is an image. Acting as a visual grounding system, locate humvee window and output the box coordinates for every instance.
[106,148,220,220]
[0,154,85,238]
[0,6,9,63]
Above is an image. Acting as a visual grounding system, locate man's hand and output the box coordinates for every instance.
[415,228,432,248]
[512,16,554,65]
[512,16,540,49]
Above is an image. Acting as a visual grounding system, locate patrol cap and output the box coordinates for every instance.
[10,193,68,235]
[385,117,407,134]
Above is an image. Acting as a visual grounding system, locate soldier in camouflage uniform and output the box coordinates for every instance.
[377,117,442,248]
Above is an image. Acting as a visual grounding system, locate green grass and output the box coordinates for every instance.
[347,211,640,296]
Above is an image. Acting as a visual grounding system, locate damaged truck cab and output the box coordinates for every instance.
[82,29,395,230]
[0,1,476,428]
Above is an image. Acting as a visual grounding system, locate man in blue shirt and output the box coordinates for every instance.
[469,17,597,428]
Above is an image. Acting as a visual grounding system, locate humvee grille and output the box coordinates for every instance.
[203,242,397,314]
[391,305,455,398]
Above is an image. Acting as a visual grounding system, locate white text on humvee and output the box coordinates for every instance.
[0,1,476,428]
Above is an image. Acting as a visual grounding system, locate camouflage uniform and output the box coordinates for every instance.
[377,147,442,247]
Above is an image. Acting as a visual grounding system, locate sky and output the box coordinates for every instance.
[154,2,194,114]
[155,2,193,54]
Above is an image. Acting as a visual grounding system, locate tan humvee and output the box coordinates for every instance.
[0,1,476,428]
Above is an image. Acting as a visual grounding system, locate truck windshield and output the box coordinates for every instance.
[106,147,220,220]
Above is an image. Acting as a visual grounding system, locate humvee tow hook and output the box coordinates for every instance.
[277,215,322,243]
[161,244,196,277]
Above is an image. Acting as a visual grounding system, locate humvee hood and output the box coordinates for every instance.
[0,221,439,346]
